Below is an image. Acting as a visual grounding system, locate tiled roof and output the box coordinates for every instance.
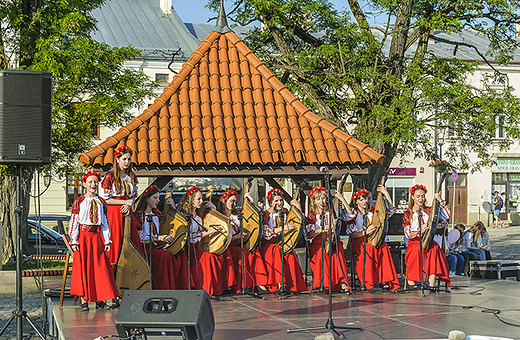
[79,29,384,175]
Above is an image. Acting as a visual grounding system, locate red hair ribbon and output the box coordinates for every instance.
[143,185,158,197]
[310,187,328,199]
[81,170,101,183]
[187,186,200,197]
[267,188,283,201]
[352,188,370,201]
[410,184,427,195]
[114,145,132,158]
[222,190,237,200]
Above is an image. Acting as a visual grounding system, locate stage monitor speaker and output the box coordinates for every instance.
[0,70,52,165]
[115,290,215,340]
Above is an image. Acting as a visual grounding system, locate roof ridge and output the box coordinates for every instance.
[223,32,384,163]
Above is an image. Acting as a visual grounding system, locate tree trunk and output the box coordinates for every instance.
[1,166,34,263]
[351,144,396,196]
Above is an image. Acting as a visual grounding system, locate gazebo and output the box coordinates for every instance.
[79,5,384,201]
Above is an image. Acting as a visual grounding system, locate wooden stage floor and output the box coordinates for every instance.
[49,276,520,340]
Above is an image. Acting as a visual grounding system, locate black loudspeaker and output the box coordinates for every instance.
[0,70,52,165]
[115,290,215,340]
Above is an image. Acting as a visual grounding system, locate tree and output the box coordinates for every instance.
[0,0,158,261]
[209,0,520,191]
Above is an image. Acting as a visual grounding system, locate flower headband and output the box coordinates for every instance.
[310,187,328,199]
[410,184,427,195]
[143,185,159,197]
[81,170,101,183]
[187,186,200,197]
[222,190,238,200]
[114,145,132,158]
[267,188,283,201]
[352,189,370,201]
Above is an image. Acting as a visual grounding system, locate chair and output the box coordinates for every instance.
[59,234,75,307]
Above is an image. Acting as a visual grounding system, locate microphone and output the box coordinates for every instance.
[319,166,329,173]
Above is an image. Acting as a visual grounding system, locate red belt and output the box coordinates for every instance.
[113,195,129,200]
[80,224,99,232]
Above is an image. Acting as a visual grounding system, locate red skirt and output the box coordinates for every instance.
[141,246,180,290]
[70,229,119,302]
[228,245,269,293]
[351,237,400,290]
[188,244,226,297]
[259,239,307,292]
[105,205,143,264]
[405,239,451,285]
[173,249,190,290]
[309,234,350,291]
[217,247,237,290]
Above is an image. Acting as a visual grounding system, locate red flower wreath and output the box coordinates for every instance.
[81,170,101,183]
[115,145,132,158]
[352,188,369,201]
[187,186,200,197]
[267,188,283,201]
[143,185,159,197]
[410,184,427,195]
[310,187,328,198]
[222,190,238,200]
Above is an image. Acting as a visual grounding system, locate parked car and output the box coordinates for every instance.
[28,215,70,235]
[27,220,69,255]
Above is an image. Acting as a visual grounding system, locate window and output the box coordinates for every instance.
[66,174,83,210]
[386,178,414,213]
[495,116,505,139]
[155,74,169,82]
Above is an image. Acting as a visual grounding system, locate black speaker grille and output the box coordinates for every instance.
[0,70,52,164]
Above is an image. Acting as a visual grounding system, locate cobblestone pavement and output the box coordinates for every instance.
[486,224,520,261]
[0,293,47,339]
[0,224,518,339]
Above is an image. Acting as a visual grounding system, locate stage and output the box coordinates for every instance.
[47,275,520,340]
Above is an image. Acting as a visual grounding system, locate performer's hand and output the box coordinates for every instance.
[290,199,301,211]
[71,245,79,252]
[433,193,442,202]
[165,198,176,209]
[211,226,221,234]
[104,244,111,252]
[120,204,131,214]
[285,224,296,231]
[159,235,173,244]
[366,225,376,234]
[244,192,254,203]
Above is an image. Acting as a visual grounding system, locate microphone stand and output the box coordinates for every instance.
[288,167,364,338]
[361,212,368,291]
[237,207,262,299]
[183,210,192,291]
[276,207,288,299]
[146,214,154,289]
[417,208,426,294]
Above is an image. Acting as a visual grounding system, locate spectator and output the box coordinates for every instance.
[478,227,492,260]
[434,220,464,276]
[492,191,504,228]
[451,224,474,276]
[461,221,486,261]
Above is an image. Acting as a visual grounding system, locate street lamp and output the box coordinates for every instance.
[43,172,52,187]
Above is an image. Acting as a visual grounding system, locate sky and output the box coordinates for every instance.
[173,0,359,25]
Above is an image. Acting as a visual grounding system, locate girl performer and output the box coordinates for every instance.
[100,146,139,264]
[305,187,350,291]
[216,190,269,293]
[260,188,307,293]
[403,184,451,288]
[133,185,184,290]
[69,170,119,311]
[346,188,400,291]
[180,186,234,296]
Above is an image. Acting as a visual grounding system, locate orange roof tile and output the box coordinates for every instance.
[79,29,384,174]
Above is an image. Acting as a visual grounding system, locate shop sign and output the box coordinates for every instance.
[492,158,520,172]
[388,167,416,176]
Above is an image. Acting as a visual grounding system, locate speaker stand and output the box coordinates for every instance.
[0,165,46,340]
